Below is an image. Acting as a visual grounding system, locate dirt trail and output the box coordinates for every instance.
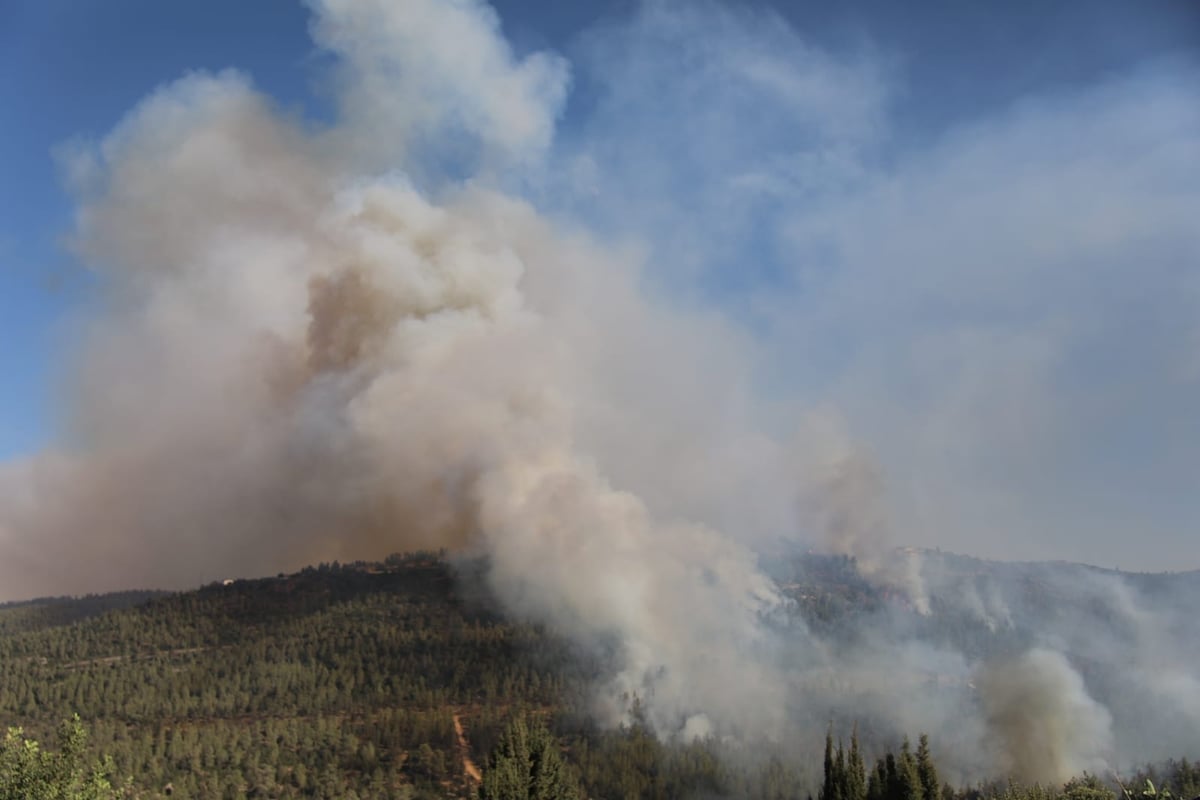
[60,646,211,670]
[453,712,483,784]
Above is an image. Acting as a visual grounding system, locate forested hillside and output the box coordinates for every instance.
[1,552,1197,799]
[1,554,579,798]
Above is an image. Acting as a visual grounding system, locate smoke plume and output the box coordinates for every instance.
[978,649,1114,784]
[0,0,795,741]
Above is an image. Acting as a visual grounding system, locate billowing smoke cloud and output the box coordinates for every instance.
[979,648,1113,784]
[3,0,1200,784]
[311,0,568,170]
[1,0,794,741]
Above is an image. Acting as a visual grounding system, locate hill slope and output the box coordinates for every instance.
[3,550,1198,799]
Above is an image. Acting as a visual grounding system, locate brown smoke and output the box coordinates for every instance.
[978,649,1113,784]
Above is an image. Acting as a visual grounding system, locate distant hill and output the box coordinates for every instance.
[0,590,171,636]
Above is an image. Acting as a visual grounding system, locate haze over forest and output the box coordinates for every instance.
[1,0,1198,794]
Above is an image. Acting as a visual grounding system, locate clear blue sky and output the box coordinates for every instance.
[1,0,1198,569]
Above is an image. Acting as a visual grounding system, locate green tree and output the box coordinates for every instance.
[480,715,579,800]
[0,715,125,800]
[847,726,867,800]
[867,758,887,800]
[822,728,837,800]
[897,739,923,800]
[1064,774,1116,800]
[916,735,939,800]
[821,725,847,800]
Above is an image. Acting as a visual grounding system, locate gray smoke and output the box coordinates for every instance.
[795,411,931,614]
[978,648,1113,784]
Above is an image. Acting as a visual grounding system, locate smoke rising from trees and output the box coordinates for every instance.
[2,0,1198,783]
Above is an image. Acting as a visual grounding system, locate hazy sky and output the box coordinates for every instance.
[1,0,1198,572]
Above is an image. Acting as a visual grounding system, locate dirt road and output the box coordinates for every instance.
[453,712,483,784]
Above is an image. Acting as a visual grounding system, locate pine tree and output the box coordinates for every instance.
[480,715,579,800]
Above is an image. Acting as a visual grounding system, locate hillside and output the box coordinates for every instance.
[2,550,1198,799]
[0,554,571,798]
[0,553,809,799]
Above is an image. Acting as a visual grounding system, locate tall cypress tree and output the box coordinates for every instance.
[846,726,867,800]
[898,739,923,800]
[867,758,887,800]
[916,735,939,800]
[884,753,899,800]
[821,727,835,800]
[834,741,847,800]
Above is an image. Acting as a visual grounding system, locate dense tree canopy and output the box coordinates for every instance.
[1,552,1197,799]
[480,715,578,800]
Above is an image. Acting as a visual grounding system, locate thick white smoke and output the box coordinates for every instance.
[0,0,798,739]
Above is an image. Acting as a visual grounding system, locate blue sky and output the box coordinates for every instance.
[2,0,1195,458]
[1,1,318,456]
[1,0,1199,583]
